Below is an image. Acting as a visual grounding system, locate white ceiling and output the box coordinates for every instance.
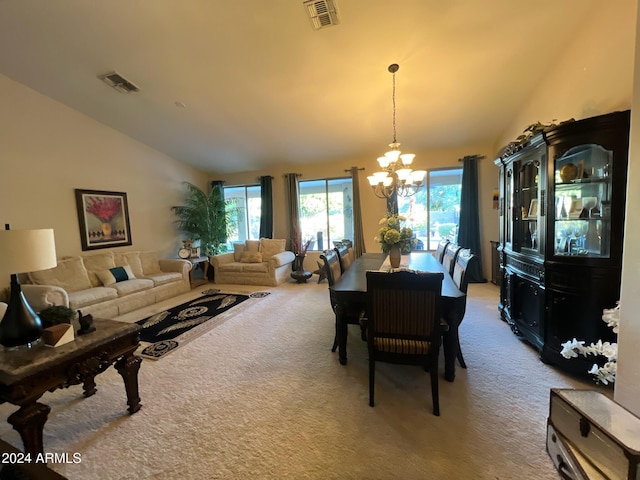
[0,1,599,173]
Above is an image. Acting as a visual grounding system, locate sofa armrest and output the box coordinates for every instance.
[21,284,70,311]
[270,251,295,268]
[210,253,235,268]
[159,259,192,279]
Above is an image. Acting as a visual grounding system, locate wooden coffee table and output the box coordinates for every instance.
[0,318,142,455]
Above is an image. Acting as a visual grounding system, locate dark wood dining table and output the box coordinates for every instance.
[329,251,466,381]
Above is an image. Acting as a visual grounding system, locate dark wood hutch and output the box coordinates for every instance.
[494,110,630,374]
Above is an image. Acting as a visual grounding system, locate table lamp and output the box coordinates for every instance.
[0,225,57,349]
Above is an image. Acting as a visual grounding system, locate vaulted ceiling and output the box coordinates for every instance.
[0,1,599,173]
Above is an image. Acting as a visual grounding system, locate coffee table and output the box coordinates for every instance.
[0,318,142,455]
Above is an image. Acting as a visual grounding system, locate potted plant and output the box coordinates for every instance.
[172,182,234,256]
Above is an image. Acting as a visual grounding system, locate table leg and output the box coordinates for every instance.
[335,304,348,365]
[442,323,456,382]
[8,402,50,455]
[115,353,142,414]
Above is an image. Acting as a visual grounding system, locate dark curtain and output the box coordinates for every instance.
[457,155,487,283]
[386,193,398,215]
[349,167,366,258]
[259,175,273,238]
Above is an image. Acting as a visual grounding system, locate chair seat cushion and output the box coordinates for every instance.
[374,337,431,355]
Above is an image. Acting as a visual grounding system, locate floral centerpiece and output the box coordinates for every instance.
[375,213,414,254]
[560,303,619,385]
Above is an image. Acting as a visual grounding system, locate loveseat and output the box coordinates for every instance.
[210,238,295,286]
[20,250,191,319]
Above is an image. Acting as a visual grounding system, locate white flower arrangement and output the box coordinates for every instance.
[560,303,619,385]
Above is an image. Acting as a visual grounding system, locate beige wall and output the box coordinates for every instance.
[216,141,498,276]
[0,74,207,291]
[616,1,640,415]
[492,0,639,413]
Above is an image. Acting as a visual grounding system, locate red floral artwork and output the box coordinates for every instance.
[85,196,122,223]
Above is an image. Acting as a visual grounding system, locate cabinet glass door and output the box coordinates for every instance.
[553,144,612,258]
[515,158,541,254]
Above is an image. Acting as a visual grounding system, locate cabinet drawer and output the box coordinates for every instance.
[549,389,640,479]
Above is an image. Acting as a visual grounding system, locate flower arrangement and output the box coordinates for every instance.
[560,303,619,385]
[85,196,122,223]
[375,213,414,253]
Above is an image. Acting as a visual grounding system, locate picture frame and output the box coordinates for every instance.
[190,247,200,258]
[528,199,539,217]
[75,189,132,251]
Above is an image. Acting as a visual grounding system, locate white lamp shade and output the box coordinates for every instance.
[396,168,412,181]
[0,228,57,274]
[367,175,381,186]
[411,170,427,183]
[384,150,401,162]
[377,156,390,168]
[400,153,415,165]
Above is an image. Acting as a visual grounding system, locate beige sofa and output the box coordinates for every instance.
[210,238,295,286]
[20,250,191,318]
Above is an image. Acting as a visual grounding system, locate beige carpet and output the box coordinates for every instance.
[0,279,604,479]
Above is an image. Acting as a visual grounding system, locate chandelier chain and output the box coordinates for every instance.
[391,70,397,144]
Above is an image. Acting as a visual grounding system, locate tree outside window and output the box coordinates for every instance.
[299,178,353,251]
[224,185,261,247]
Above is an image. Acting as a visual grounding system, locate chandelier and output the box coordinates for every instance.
[367,64,426,199]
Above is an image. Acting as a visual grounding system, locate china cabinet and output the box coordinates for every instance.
[494,110,629,374]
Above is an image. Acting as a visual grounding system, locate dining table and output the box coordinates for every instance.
[329,251,466,381]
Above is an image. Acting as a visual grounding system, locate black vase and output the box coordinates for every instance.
[0,275,43,349]
[293,254,306,272]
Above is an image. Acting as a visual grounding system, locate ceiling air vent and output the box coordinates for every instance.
[303,0,340,30]
[97,71,140,94]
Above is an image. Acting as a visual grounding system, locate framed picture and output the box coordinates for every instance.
[528,199,539,217]
[75,189,132,251]
[190,247,200,258]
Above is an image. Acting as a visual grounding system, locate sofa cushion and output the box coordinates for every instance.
[219,262,244,273]
[144,272,183,286]
[96,265,136,286]
[260,238,285,260]
[233,243,245,262]
[245,240,260,253]
[240,251,263,263]
[112,278,154,296]
[241,262,269,273]
[29,257,92,293]
[68,286,118,309]
[140,252,162,275]
[82,252,116,287]
[114,252,145,278]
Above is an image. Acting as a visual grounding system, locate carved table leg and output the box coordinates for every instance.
[115,353,142,413]
[8,402,51,455]
[83,375,98,397]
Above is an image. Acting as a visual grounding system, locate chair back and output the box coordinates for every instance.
[434,239,450,263]
[319,249,342,286]
[442,243,462,275]
[334,243,354,273]
[366,270,444,343]
[452,248,475,294]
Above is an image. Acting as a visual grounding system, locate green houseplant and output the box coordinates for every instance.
[172,182,233,256]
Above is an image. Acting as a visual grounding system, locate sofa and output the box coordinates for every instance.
[210,238,295,286]
[19,250,192,319]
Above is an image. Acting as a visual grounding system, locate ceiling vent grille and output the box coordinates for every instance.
[303,0,340,30]
[97,71,140,94]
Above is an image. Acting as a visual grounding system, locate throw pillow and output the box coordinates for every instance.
[245,240,260,252]
[140,252,162,275]
[240,252,263,263]
[96,265,136,286]
[29,256,92,293]
[260,238,285,261]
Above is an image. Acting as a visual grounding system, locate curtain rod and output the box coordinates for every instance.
[458,154,486,162]
[344,167,365,172]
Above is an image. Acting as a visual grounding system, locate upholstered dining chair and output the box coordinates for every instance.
[320,249,365,351]
[365,270,444,416]
[334,243,354,274]
[449,248,475,369]
[434,239,450,263]
[442,243,462,276]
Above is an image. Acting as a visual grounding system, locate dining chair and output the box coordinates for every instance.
[442,243,462,276]
[449,248,475,369]
[320,249,365,351]
[334,243,354,273]
[365,270,444,416]
[434,239,450,263]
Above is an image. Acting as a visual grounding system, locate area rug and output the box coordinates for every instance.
[135,288,269,360]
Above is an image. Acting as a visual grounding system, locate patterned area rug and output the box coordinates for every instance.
[136,288,269,360]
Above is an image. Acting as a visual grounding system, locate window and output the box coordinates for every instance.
[397,168,463,251]
[224,185,261,246]
[299,178,353,251]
